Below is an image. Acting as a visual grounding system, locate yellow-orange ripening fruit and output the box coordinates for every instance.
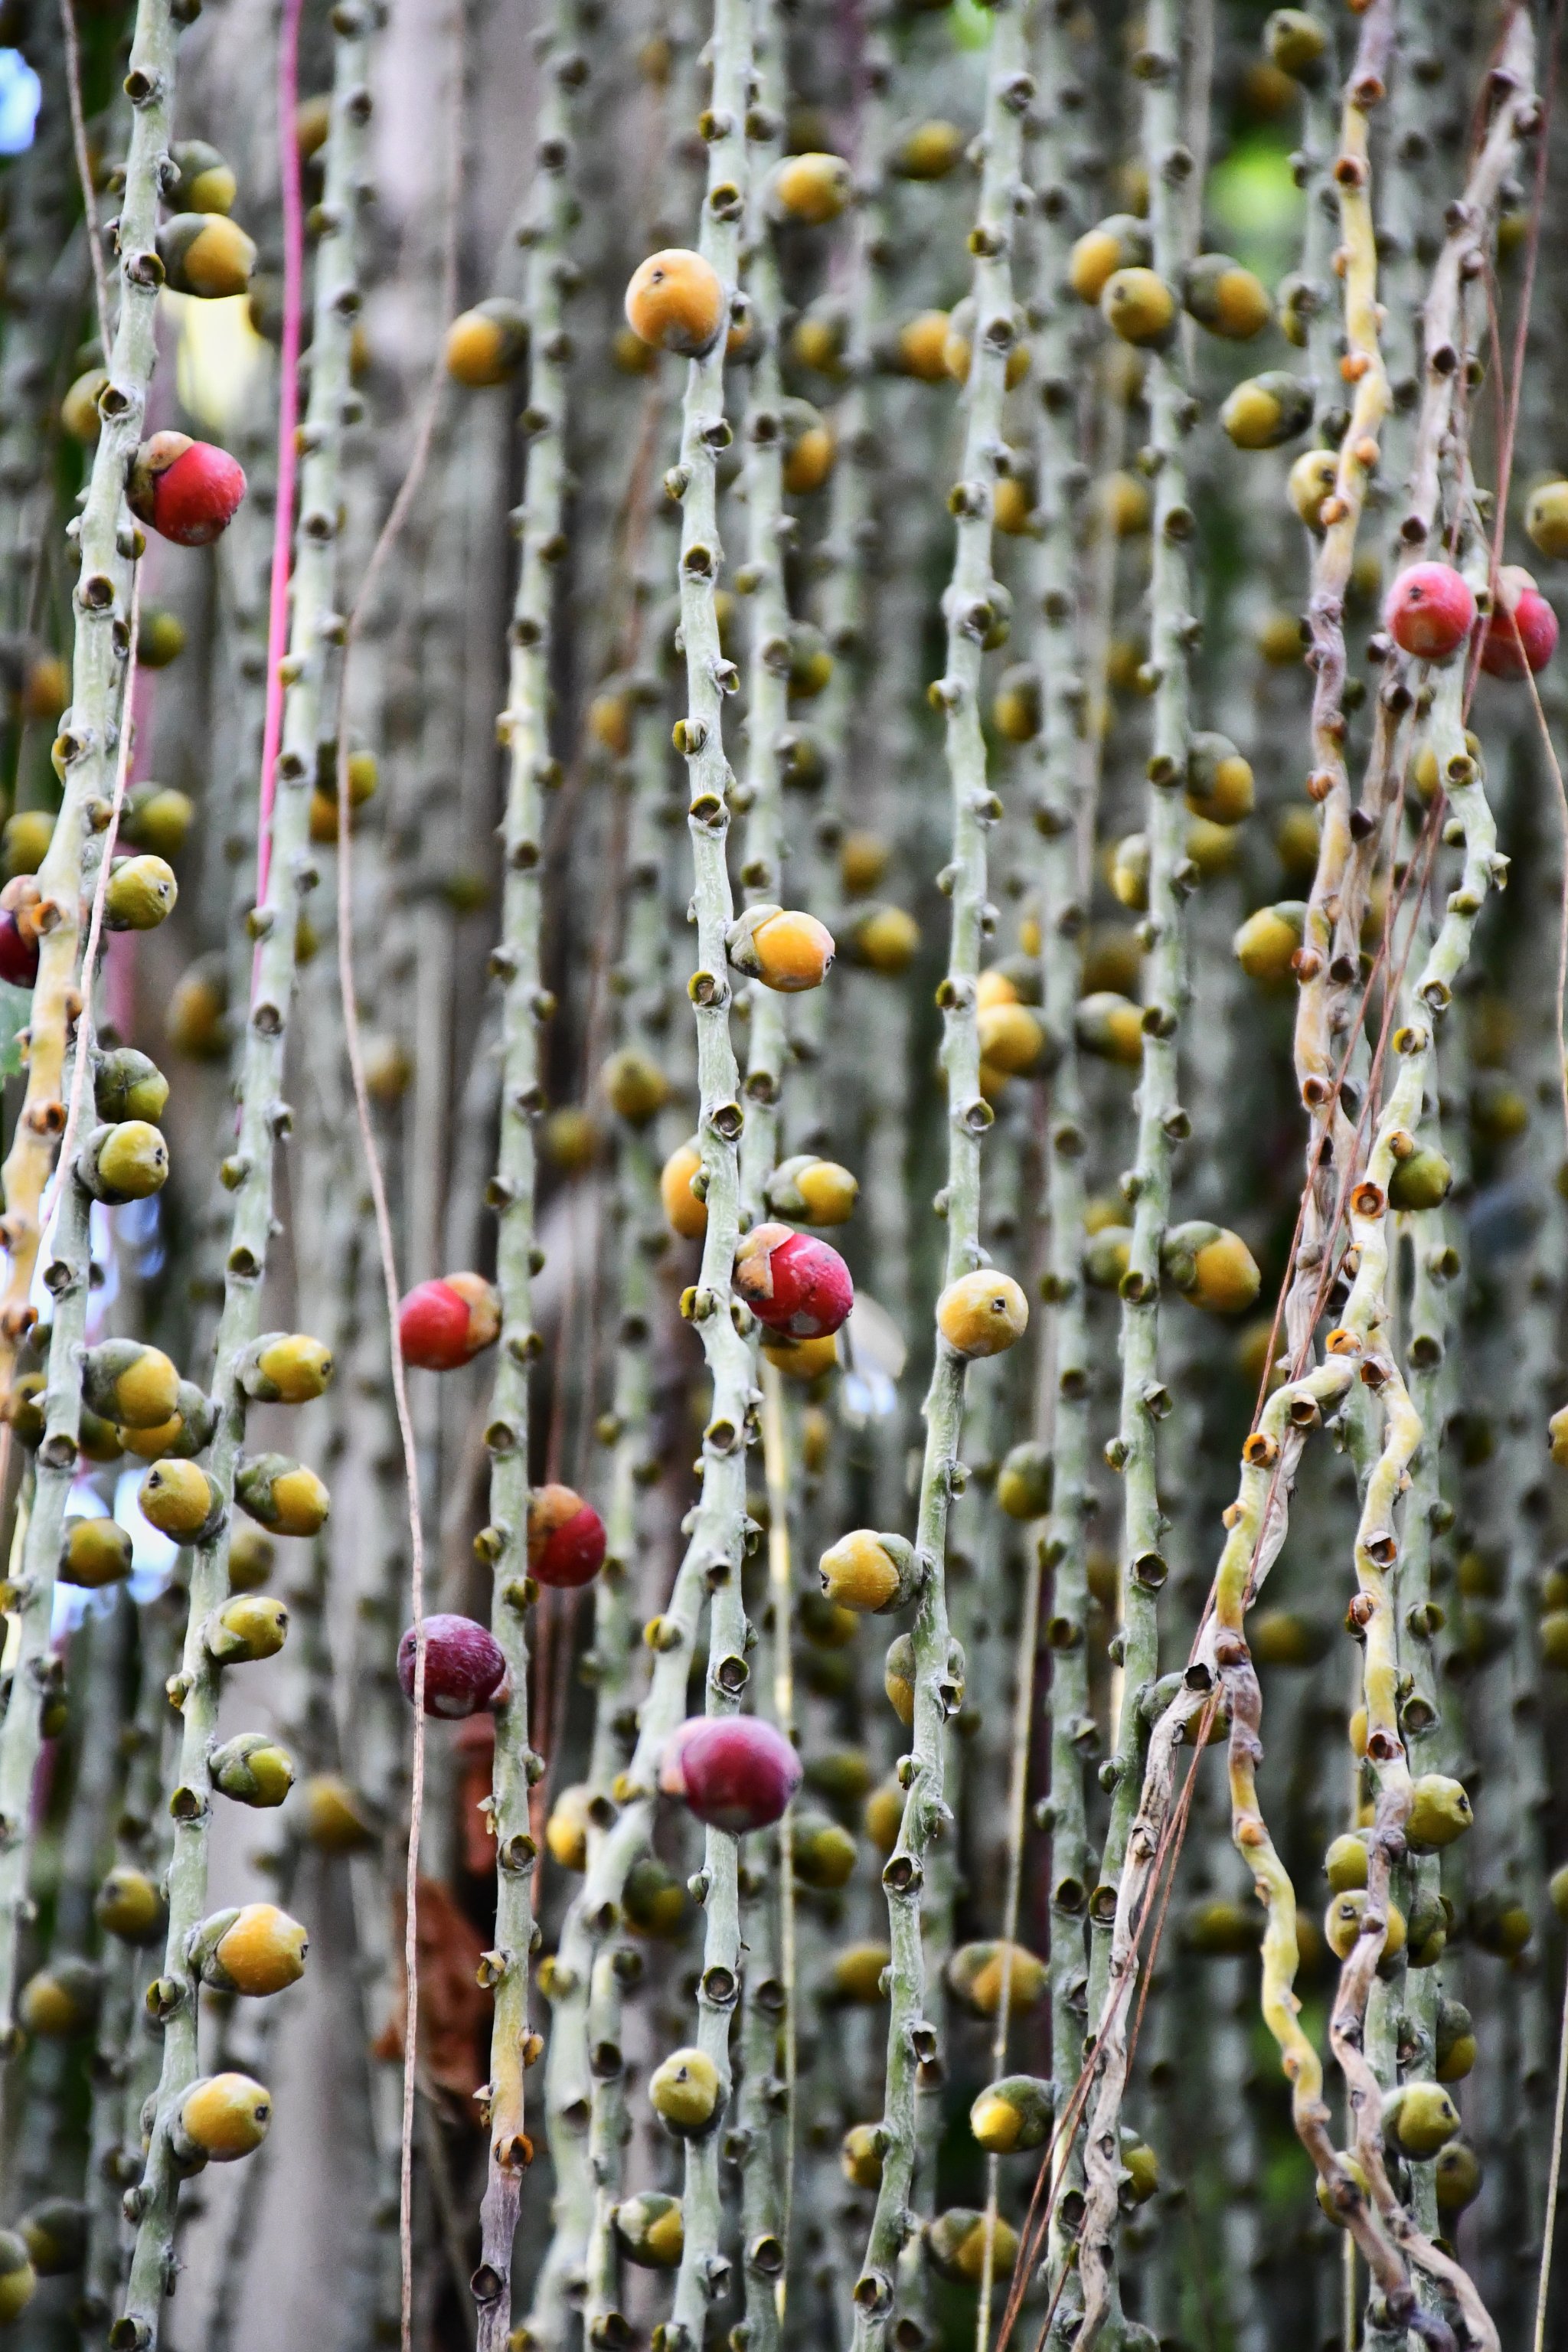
[587,688,631,756]
[104,853,178,931]
[770,151,852,224]
[20,1958,100,2037]
[96,1866,168,1945]
[4,809,52,877]
[1100,266,1176,347]
[942,298,1029,388]
[936,1270,1029,1359]
[991,662,1040,743]
[60,366,108,443]
[791,303,846,376]
[946,1941,1047,2018]
[235,1452,330,1537]
[1075,991,1144,1065]
[1289,447,1340,530]
[818,1529,915,1615]
[661,1139,707,1240]
[864,1780,902,1854]
[206,1592,289,1666]
[246,1332,333,1406]
[21,653,67,723]
[1276,805,1319,880]
[60,1516,133,1590]
[926,2210,1019,2288]
[893,118,965,180]
[761,1331,839,1381]
[603,1048,669,1124]
[1069,214,1151,304]
[546,1783,593,1870]
[302,1772,376,1854]
[648,2047,721,2135]
[976,1001,1051,1076]
[825,1942,891,2004]
[991,473,1034,536]
[1549,1403,1568,1468]
[848,905,920,973]
[624,249,726,358]
[841,2123,885,2190]
[970,2074,1054,2155]
[793,1812,858,1890]
[896,309,951,381]
[139,1459,217,1540]
[1259,608,1308,665]
[1161,1221,1262,1315]
[169,137,237,214]
[1525,479,1568,560]
[1096,469,1150,537]
[781,401,834,495]
[1234,900,1305,986]
[1186,732,1254,825]
[997,1442,1054,1521]
[157,212,256,299]
[228,1525,276,1592]
[295,93,332,158]
[544,1106,596,1174]
[767,1154,858,1225]
[168,957,229,1058]
[0,2234,34,2325]
[1220,372,1314,450]
[1181,253,1272,339]
[81,1339,181,1430]
[176,2073,273,2164]
[445,297,529,387]
[840,831,889,894]
[726,904,835,991]
[201,1903,309,1996]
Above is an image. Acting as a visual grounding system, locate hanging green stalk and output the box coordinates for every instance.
[115,11,374,2338]
[851,7,1031,2339]
[469,8,584,2341]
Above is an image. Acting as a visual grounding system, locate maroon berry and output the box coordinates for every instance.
[1479,570,1559,679]
[397,1614,507,1718]
[1382,563,1476,663]
[127,431,247,547]
[397,1272,501,1370]
[528,1483,607,1589]
[660,1717,802,1834]
[0,911,38,988]
[732,1221,854,1339]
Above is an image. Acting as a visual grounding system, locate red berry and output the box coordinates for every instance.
[660,1717,802,1834]
[0,911,38,988]
[528,1482,607,1589]
[1382,563,1476,662]
[397,1614,507,1717]
[127,431,247,547]
[397,1272,501,1370]
[1480,576,1558,679]
[732,1222,854,1339]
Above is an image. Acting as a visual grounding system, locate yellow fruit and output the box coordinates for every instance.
[302,1772,376,1854]
[893,119,964,180]
[1068,214,1150,304]
[1096,469,1150,536]
[791,305,846,375]
[730,906,835,991]
[624,249,726,357]
[445,297,529,387]
[1182,253,1272,338]
[60,367,108,443]
[603,1048,669,1124]
[1405,1773,1473,1851]
[761,1332,839,1380]
[1110,833,1148,911]
[1186,732,1255,825]
[250,1333,333,1405]
[818,1528,911,1614]
[942,298,1030,387]
[1387,2083,1460,2161]
[660,1140,707,1240]
[83,1339,181,1429]
[993,475,1033,535]
[781,415,834,496]
[793,1814,858,1890]
[769,1155,858,1225]
[544,1106,596,1173]
[1220,373,1313,450]
[209,1904,309,1996]
[826,1942,890,2004]
[948,1941,1047,2017]
[158,212,256,299]
[1075,991,1144,1064]
[1323,1834,1369,1893]
[546,1784,593,1870]
[83,1119,169,1202]
[975,1001,1049,1076]
[936,1270,1029,1359]
[615,2191,685,2268]
[235,1452,330,1536]
[1526,479,1568,560]
[896,309,950,382]
[60,1516,133,1589]
[864,1780,902,1854]
[992,663,1041,743]
[926,2209,1018,2287]
[121,784,194,859]
[648,2047,721,2135]
[1435,2142,1481,2213]
[229,1526,276,1592]
[96,1867,168,1945]
[139,1459,217,1538]
[3,810,52,877]
[178,2073,273,2162]
[772,151,852,224]
[19,1959,100,2037]
[1324,1890,1406,1963]
[1099,266,1176,347]
[969,2076,1053,2154]
[849,905,920,974]
[1259,609,1307,665]
[841,2123,884,2189]
[207,1592,289,1664]
[1266,8,1329,75]
[997,1442,1053,1520]
[170,138,237,214]
[839,831,889,894]
[0,2234,34,2324]
[1165,1224,1262,1315]
[1234,901,1305,985]
[1315,2154,1370,2228]
[295,94,331,157]
[1289,447,1340,530]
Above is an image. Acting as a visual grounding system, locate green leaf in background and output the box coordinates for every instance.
[951,0,995,52]
[1207,135,1303,280]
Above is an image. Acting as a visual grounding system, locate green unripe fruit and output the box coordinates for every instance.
[802,1746,872,1811]
[602,1047,670,1125]
[93,1047,170,1125]
[1083,1225,1132,1290]
[1405,1773,1473,1851]
[157,211,256,298]
[236,1452,330,1535]
[1405,1887,1449,1969]
[1552,1862,1568,1922]
[1220,371,1313,450]
[622,1855,688,1938]
[60,1515,134,1589]
[614,2191,684,2269]
[947,1940,1047,2018]
[0,2233,36,2324]
[18,2197,86,2276]
[792,1812,858,1890]
[168,139,237,214]
[77,1119,169,1204]
[969,2074,1054,2154]
[139,1459,219,1540]
[1186,731,1255,825]
[210,1731,296,1807]
[206,1593,289,1665]
[81,1338,181,1430]
[137,608,188,668]
[926,2209,1018,2288]
[120,784,194,860]
[77,1407,123,1463]
[1526,479,1568,560]
[5,1374,44,1450]
[1385,2082,1460,2161]
[1435,2141,1481,2213]
[1323,1833,1370,1894]
[19,1958,101,2037]
[1181,253,1272,339]
[841,2123,885,2189]
[175,2073,273,2164]
[229,1526,276,1592]
[60,366,108,443]
[104,854,178,931]
[1121,2135,1159,2205]
[996,1442,1054,1521]
[648,2047,721,2135]
[1436,1999,1476,2083]
[1315,2154,1369,2227]
[1387,1146,1454,1213]
[96,1866,168,1946]
[243,1333,335,1405]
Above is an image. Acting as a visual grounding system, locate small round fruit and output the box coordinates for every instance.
[139,1459,218,1539]
[157,211,256,299]
[0,2233,35,2324]
[603,1047,669,1123]
[976,1001,1050,1076]
[169,138,237,213]
[1383,564,1477,662]
[793,1812,858,1890]
[127,432,247,546]
[624,249,726,357]
[1387,1145,1452,1212]
[818,1528,913,1615]
[1220,372,1313,449]
[1324,1834,1370,1893]
[649,2047,721,2135]
[1405,1772,1473,1851]
[1289,448,1340,530]
[1186,732,1255,825]
[1436,1999,1477,2084]
[896,309,950,381]
[18,2197,86,2277]
[729,905,835,992]
[969,2074,1054,2154]
[249,1332,334,1404]
[733,1223,853,1339]
[96,1866,168,1945]
[302,1773,376,1854]
[80,1120,169,1204]
[528,1484,607,1589]
[1266,7,1328,75]
[1324,1890,1406,1963]
[1100,266,1177,347]
[207,1594,289,1665]
[767,1154,858,1226]
[771,151,851,224]
[445,298,529,387]
[997,1442,1054,1521]
[234,1453,329,1537]
[926,2208,1018,2288]
[397,1615,508,1718]
[893,119,963,180]
[1479,576,1558,678]
[1075,991,1144,1064]
[1526,479,1568,560]
[1234,901,1305,986]
[178,2073,272,2162]
[622,1856,688,1938]
[120,784,194,859]
[661,1140,707,1240]
[992,662,1040,742]
[1182,253,1272,338]
[848,904,920,973]
[841,2123,884,2189]
[1387,2082,1460,2161]
[0,910,38,988]
[761,1332,839,1380]
[659,1715,802,1833]
[1435,2142,1481,2213]
[60,1516,133,1589]
[545,1784,593,1870]
[947,1940,1047,2017]
[207,1904,309,1996]
[3,810,52,877]
[210,1731,295,1805]
[19,1959,100,2037]
[397,1272,501,1370]
[1068,214,1151,304]
[936,1270,1028,1358]
[1163,1223,1261,1315]
[615,2191,684,2268]
[1315,2154,1370,2228]
[825,1942,890,2004]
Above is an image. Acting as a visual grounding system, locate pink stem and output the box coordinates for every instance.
[253,0,307,931]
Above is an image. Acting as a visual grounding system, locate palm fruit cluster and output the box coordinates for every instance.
[0,2,1565,2350]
